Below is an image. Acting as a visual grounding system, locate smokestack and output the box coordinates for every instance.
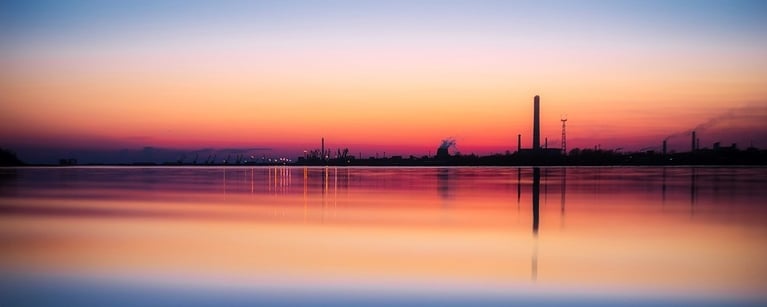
[691,131,696,153]
[321,137,325,160]
[517,134,521,152]
[533,95,540,150]
[662,140,667,155]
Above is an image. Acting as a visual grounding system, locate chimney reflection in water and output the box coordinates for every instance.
[662,167,667,207]
[690,167,697,216]
[532,167,540,281]
[517,168,522,210]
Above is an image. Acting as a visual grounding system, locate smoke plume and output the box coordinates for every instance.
[439,138,456,150]
[693,104,767,132]
[664,104,767,141]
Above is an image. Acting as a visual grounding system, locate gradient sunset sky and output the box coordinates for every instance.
[1,0,766,163]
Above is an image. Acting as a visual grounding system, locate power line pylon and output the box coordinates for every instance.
[560,115,568,155]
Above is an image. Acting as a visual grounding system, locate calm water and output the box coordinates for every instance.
[1,166,766,306]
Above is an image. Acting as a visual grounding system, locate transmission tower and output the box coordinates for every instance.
[560,115,568,155]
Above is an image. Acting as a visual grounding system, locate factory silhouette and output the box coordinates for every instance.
[298,95,564,165]
[3,95,765,166]
[296,95,766,166]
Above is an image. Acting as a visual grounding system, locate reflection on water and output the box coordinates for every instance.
[1,166,767,306]
[532,168,540,281]
[691,167,697,215]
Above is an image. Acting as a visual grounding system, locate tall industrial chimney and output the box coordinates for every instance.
[533,95,541,150]
[517,134,522,152]
[691,131,696,153]
[321,137,325,160]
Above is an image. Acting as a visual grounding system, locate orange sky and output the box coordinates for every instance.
[1,1,766,161]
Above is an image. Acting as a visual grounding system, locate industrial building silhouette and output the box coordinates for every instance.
[516,95,563,158]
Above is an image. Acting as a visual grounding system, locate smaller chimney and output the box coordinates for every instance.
[517,134,522,152]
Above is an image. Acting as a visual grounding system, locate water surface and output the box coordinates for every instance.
[1,166,766,306]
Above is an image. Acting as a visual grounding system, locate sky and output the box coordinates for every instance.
[1,0,766,163]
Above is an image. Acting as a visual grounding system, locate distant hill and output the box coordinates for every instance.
[0,148,24,166]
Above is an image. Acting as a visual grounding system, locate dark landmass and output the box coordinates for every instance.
[294,147,767,166]
[0,148,24,166]
[5,147,763,167]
